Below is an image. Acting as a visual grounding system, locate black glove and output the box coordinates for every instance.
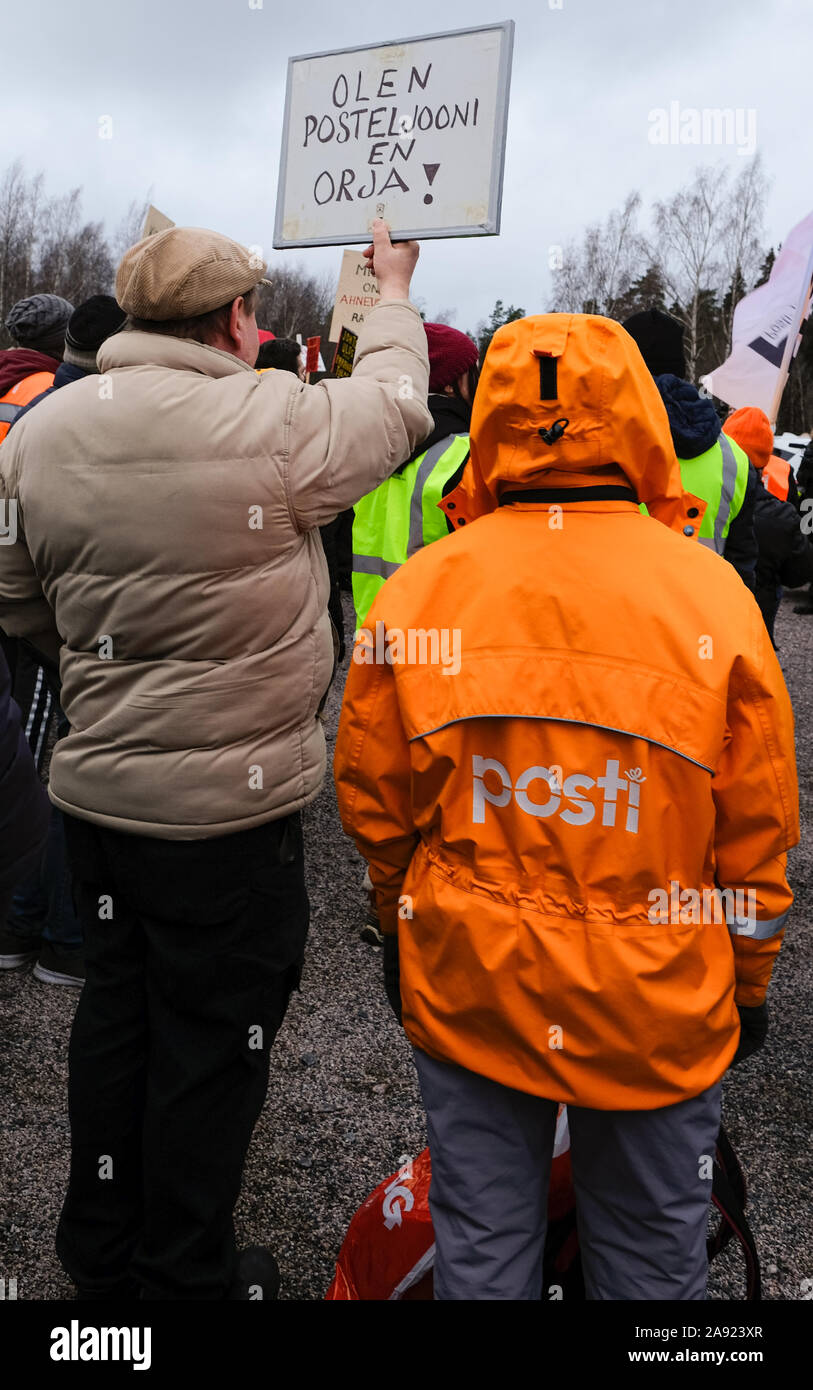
[382,933,402,1025]
[731,1003,769,1066]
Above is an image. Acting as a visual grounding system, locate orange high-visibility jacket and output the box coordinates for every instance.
[335,314,798,1111]
[0,372,54,444]
[762,455,792,502]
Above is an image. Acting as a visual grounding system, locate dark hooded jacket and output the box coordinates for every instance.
[751,467,813,642]
[0,646,49,896]
[655,374,757,591]
[797,439,813,501]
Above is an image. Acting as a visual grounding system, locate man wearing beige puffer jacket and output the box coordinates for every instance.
[0,219,431,1300]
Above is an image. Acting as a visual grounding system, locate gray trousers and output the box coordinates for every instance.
[413,1048,721,1301]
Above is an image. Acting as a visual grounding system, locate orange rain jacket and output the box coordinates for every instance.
[335,314,798,1111]
[0,370,55,445]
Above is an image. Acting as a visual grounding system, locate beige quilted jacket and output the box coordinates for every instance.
[0,300,431,837]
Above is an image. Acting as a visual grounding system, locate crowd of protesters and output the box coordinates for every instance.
[0,218,808,1301]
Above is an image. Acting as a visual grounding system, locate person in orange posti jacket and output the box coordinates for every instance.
[334,313,798,1301]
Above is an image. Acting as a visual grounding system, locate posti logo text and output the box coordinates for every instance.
[472,756,645,834]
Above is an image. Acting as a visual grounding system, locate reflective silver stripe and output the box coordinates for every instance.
[352,553,400,580]
[728,909,790,939]
[24,666,44,741]
[408,712,715,772]
[407,436,459,558]
[33,687,52,768]
[0,403,22,424]
[714,433,739,552]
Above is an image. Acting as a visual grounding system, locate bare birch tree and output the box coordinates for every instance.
[549,192,647,317]
[111,196,152,263]
[648,157,768,379]
[256,263,334,342]
[717,153,769,350]
[649,165,723,381]
[0,162,114,344]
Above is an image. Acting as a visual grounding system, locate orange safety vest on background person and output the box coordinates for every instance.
[762,454,791,502]
[0,372,55,444]
[335,313,798,1112]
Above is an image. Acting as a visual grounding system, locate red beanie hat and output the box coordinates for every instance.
[424,322,479,393]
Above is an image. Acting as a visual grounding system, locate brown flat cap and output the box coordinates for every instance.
[116,227,269,321]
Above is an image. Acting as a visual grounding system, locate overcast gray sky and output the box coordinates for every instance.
[2,0,809,332]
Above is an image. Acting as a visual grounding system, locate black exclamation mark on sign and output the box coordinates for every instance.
[423,164,440,204]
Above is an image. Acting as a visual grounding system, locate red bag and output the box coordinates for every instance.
[326,1111,575,1301]
[325,1116,760,1300]
[325,1150,437,1301]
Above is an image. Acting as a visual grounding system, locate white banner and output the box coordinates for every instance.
[703,210,813,423]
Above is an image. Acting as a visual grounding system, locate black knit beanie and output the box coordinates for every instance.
[63,295,127,371]
[622,308,687,381]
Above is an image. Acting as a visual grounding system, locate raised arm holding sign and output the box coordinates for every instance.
[365,218,420,300]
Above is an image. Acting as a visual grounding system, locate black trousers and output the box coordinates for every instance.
[57,812,309,1299]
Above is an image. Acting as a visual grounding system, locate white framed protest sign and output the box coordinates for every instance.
[273,21,514,248]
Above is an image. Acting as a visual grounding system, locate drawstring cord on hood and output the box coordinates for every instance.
[538,417,569,445]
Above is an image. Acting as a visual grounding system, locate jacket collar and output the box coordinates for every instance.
[400,392,472,471]
[53,362,89,388]
[97,328,255,380]
[498,497,642,515]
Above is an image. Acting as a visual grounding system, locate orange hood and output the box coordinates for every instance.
[723,406,773,472]
[441,313,704,536]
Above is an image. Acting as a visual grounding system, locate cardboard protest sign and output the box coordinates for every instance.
[274,22,514,248]
[141,205,175,238]
[306,336,322,374]
[295,333,325,372]
[332,327,359,378]
[329,250,381,341]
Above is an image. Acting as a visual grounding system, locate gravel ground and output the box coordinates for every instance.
[0,589,810,1302]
